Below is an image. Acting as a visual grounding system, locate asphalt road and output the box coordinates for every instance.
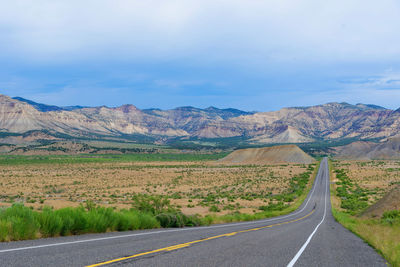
[0,158,387,266]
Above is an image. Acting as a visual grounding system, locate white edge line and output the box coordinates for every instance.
[0,161,323,254]
[287,159,328,267]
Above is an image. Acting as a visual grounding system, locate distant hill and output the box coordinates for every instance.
[143,106,254,120]
[12,97,87,112]
[12,97,64,112]
[334,137,400,160]
[218,145,315,164]
[1,94,400,146]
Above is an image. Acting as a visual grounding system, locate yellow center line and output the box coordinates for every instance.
[86,209,315,267]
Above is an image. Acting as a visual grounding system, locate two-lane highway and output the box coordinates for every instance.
[0,158,387,266]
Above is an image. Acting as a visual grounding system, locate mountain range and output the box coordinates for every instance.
[1,94,400,145]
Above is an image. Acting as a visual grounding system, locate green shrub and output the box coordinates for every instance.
[0,220,11,241]
[132,210,159,229]
[85,207,114,233]
[156,213,184,228]
[155,212,201,228]
[259,201,288,212]
[334,169,370,214]
[132,195,172,215]
[35,206,63,237]
[113,210,141,231]
[55,207,88,235]
[209,205,220,212]
[0,204,39,241]
[0,204,163,242]
[183,214,202,227]
[382,210,400,225]
[202,215,216,225]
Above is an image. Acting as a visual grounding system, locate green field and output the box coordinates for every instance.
[0,153,229,165]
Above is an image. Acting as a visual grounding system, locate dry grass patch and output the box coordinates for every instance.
[0,161,310,216]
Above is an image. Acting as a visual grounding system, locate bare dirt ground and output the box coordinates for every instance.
[0,161,309,216]
[218,145,315,165]
[334,160,400,189]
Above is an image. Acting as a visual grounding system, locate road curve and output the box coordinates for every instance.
[0,158,387,266]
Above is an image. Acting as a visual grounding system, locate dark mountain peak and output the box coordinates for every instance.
[355,103,387,110]
[13,97,63,112]
[13,97,88,112]
[62,105,89,111]
[205,106,253,114]
[175,106,197,111]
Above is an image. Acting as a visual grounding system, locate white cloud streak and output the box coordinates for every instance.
[1,0,400,65]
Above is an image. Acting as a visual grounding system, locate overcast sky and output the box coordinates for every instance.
[1,0,400,111]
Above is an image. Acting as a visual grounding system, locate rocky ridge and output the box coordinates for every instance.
[1,94,400,144]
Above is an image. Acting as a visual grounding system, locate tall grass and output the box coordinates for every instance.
[0,204,39,241]
[0,202,203,241]
[0,204,159,241]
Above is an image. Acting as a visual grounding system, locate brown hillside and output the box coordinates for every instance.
[362,185,400,218]
[218,145,315,165]
[334,137,400,160]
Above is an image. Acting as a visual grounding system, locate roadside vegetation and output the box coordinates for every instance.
[0,153,228,165]
[330,160,400,266]
[334,168,373,214]
[200,163,318,224]
[0,155,319,242]
[0,203,160,241]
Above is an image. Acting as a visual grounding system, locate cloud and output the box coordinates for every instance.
[1,1,400,111]
[1,0,400,66]
[339,70,400,90]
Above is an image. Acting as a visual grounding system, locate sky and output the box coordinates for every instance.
[1,0,400,111]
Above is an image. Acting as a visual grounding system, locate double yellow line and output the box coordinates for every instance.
[87,209,315,267]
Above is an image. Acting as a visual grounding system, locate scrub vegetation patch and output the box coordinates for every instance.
[0,154,318,241]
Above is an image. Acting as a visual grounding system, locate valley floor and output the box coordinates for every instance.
[0,154,317,242]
